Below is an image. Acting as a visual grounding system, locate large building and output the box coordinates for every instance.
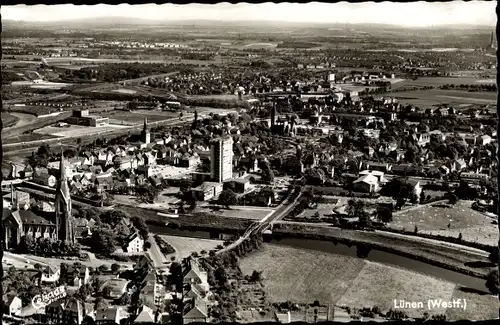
[210,136,233,183]
[67,109,109,127]
[55,152,75,244]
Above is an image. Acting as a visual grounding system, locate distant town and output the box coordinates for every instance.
[1,4,499,325]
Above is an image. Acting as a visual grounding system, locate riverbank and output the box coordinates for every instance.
[272,223,494,279]
[144,210,494,279]
[239,244,498,321]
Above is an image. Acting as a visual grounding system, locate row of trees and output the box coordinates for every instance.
[17,235,81,257]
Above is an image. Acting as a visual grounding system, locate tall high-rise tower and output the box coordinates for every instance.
[271,100,277,127]
[55,150,74,243]
[141,117,151,144]
[490,31,496,49]
[210,136,233,183]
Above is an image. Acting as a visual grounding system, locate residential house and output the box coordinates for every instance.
[391,164,421,176]
[74,218,94,239]
[183,283,206,302]
[192,182,224,201]
[134,254,155,273]
[183,298,208,324]
[79,152,95,166]
[40,265,61,284]
[479,135,492,146]
[123,232,144,253]
[134,305,156,323]
[459,133,477,146]
[33,168,57,187]
[358,170,387,183]
[100,279,129,299]
[140,271,164,306]
[96,307,123,325]
[275,311,292,323]
[364,162,392,173]
[46,297,89,325]
[3,294,22,316]
[178,152,200,168]
[412,132,430,146]
[406,179,423,197]
[455,125,473,133]
[183,258,210,293]
[224,179,250,194]
[429,130,446,142]
[378,142,398,154]
[23,165,34,179]
[62,264,90,288]
[352,174,380,193]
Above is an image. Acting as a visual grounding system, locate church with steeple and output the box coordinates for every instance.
[141,117,151,145]
[55,150,75,244]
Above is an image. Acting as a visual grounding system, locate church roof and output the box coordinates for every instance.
[2,209,55,226]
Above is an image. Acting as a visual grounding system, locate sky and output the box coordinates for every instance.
[1,2,496,27]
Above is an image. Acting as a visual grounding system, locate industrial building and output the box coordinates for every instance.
[67,109,109,127]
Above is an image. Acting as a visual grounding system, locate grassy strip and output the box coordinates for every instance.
[154,234,176,255]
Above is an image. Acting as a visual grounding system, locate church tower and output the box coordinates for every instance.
[490,31,496,49]
[55,150,74,243]
[142,117,151,144]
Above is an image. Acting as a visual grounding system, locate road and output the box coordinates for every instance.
[148,234,169,269]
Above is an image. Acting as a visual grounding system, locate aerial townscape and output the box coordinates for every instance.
[1,2,499,325]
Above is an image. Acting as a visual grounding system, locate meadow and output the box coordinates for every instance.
[389,200,498,246]
[240,244,498,320]
[387,89,496,107]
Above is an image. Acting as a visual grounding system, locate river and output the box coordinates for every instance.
[149,225,489,292]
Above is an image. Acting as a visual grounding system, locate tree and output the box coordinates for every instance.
[486,269,499,294]
[261,167,275,184]
[218,189,238,209]
[75,283,92,302]
[89,229,116,256]
[118,292,131,306]
[250,270,263,283]
[94,297,108,311]
[82,315,96,325]
[376,206,393,223]
[111,263,120,274]
[101,285,112,298]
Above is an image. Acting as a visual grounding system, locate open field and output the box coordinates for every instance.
[240,244,497,320]
[446,286,499,321]
[337,262,456,317]
[392,76,496,88]
[1,112,20,128]
[386,89,496,107]
[5,112,38,128]
[389,200,498,246]
[159,235,223,260]
[34,123,129,137]
[241,244,367,306]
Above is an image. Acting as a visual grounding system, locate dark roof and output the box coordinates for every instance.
[2,209,55,226]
